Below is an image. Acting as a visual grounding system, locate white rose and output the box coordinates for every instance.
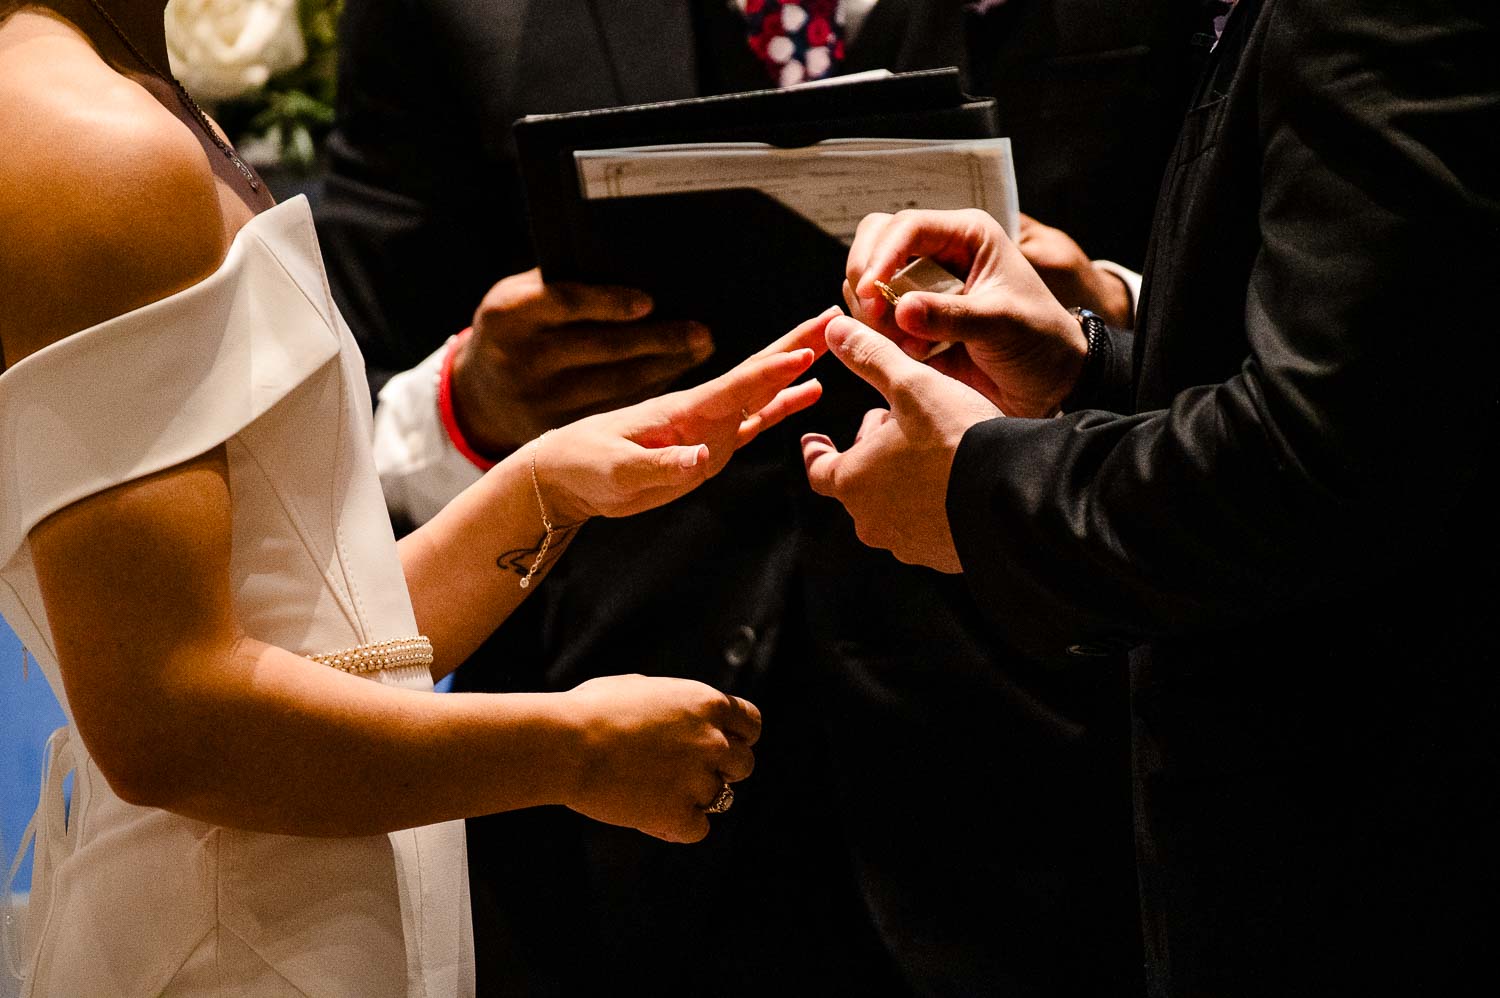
[164,0,307,105]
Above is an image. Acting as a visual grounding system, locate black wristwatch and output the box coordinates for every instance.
[1060,306,1109,413]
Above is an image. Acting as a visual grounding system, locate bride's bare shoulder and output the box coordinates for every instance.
[0,8,226,367]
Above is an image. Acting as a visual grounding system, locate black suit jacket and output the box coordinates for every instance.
[318,1,1198,994]
[949,2,1500,994]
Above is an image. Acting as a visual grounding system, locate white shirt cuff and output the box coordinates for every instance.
[1092,259,1143,328]
[371,339,485,528]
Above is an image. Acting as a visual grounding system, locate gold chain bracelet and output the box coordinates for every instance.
[520,432,554,589]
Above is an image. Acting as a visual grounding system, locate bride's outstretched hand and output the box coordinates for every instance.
[538,306,837,522]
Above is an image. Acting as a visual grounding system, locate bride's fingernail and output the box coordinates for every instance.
[680,445,707,468]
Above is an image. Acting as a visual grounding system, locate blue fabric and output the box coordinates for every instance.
[1,613,447,896]
[0,622,65,893]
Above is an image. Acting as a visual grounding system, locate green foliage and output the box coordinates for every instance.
[213,0,343,173]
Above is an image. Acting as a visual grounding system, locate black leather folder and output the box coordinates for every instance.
[513,68,999,377]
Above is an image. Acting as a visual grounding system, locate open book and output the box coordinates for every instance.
[574,137,1019,243]
[514,68,1003,378]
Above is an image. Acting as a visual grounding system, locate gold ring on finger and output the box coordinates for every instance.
[704,783,734,815]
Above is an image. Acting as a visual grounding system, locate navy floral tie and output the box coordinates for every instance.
[742,0,845,87]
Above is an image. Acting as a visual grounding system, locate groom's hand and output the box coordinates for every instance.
[802,316,1001,574]
[451,268,716,456]
[845,209,1087,418]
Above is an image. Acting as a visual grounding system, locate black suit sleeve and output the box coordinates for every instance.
[315,0,534,396]
[946,0,1500,661]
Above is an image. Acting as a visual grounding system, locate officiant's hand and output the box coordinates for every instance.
[451,268,717,456]
[563,674,760,843]
[537,308,837,525]
[1015,214,1133,327]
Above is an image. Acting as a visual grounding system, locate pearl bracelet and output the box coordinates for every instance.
[309,636,434,675]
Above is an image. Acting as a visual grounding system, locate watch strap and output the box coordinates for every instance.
[1060,307,1110,413]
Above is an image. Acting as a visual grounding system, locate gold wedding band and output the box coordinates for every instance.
[873,279,902,307]
[705,783,734,815]
[740,407,752,422]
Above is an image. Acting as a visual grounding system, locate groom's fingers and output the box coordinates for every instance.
[851,208,994,303]
[894,287,1010,346]
[854,407,889,445]
[825,316,930,403]
[801,432,843,497]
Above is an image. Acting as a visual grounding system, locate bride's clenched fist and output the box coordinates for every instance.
[561,675,760,843]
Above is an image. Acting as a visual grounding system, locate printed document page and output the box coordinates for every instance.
[574,137,1018,243]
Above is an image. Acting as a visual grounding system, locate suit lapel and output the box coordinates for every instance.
[589,0,700,104]
[840,0,926,73]
[1194,0,1261,103]
[1134,0,1266,391]
[844,0,1024,82]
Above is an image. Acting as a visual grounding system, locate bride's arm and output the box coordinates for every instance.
[33,322,826,838]
[11,89,806,842]
[31,446,758,841]
[34,317,831,838]
[399,311,834,679]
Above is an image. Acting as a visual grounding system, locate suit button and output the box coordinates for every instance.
[723,625,758,668]
[1066,642,1113,657]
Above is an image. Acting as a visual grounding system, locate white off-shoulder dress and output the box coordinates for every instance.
[0,198,474,996]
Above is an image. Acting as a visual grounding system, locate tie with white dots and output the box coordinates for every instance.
[741,0,846,88]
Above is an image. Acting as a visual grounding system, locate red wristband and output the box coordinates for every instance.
[437,328,497,472]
